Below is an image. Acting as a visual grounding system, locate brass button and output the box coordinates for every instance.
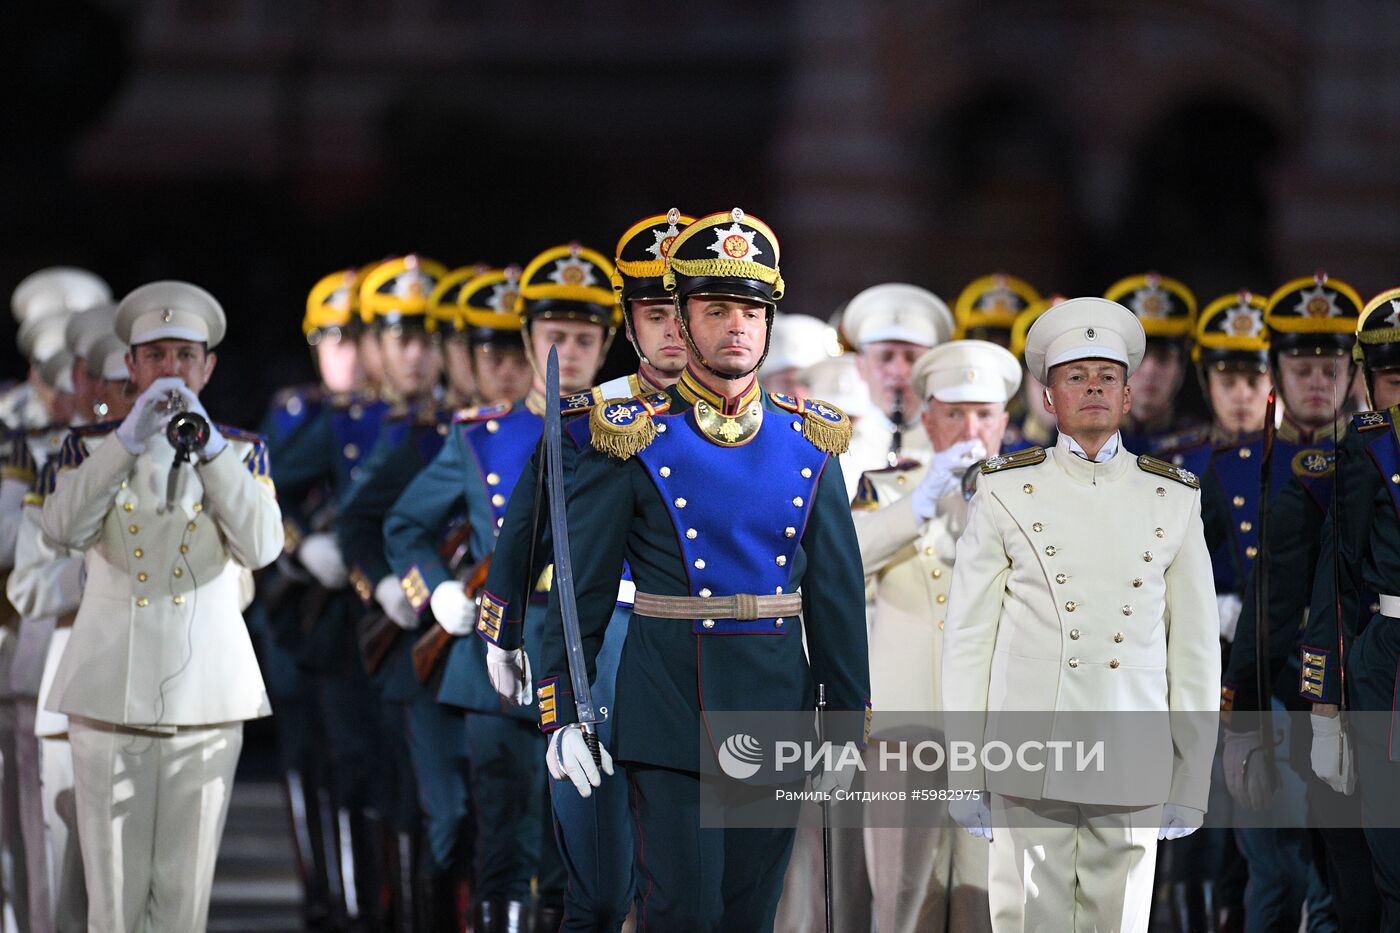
[936,594,947,605]
[133,548,143,559]
[702,619,715,629]
[1068,657,1080,668]
[137,573,148,583]
[1109,659,1121,669]
[123,502,135,513]
[487,472,501,485]
[1233,495,1246,507]
[801,467,812,478]
[486,420,499,433]
[1065,601,1077,612]
[694,559,706,570]
[1246,546,1259,559]
[1055,573,1067,584]
[179,545,188,554]
[1114,632,1125,643]
[1156,487,1166,497]
[792,497,804,507]
[776,555,787,567]
[491,494,505,507]
[659,467,671,478]
[1023,483,1034,494]
[699,588,712,598]
[193,503,202,512]
[686,528,697,539]
[136,597,149,608]
[1122,605,1133,616]
[129,524,139,535]
[1132,577,1143,587]
[1239,447,1251,459]
[1142,551,1153,562]
[924,546,935,556]
[1045,546,1057,557]
[173,567,183,578]
[932,568,942,579]
[1154,527,1164,538]
[896,475,907,486]
[675,498,687,508]
[1069,629,1080,640]
[187,522,197,532]
[1239,521,1252,532]
[938,620,945,630]
[343,443,359,460]
[1032,522,1044,532]
[784,527,796,538]
[173,596,185,606]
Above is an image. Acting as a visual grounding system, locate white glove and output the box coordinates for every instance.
[1217,593,1243,643]
[1222,725,1275,811]
[486,644,533,706]
[115,377,182,455]
[374,575,419,631]
[1158,803,1203,840]
[547,724,614,798]
[296,532,348,589]
[811,744,859,795]
[1310,711,1356,796]
[168,383,226,459]
[428,580,476,636]
[948,795,992,840]
[912,440,986,522]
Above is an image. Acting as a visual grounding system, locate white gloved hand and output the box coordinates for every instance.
[486,644,533,706]
[1217,593,1243,643]
[374,575,419,631]
[1222,725,1275,811]
[428,580,476,636]
[1158,803,1203,840]
[811,743,860,795]
[1310,711,1356,796]
[948,795,993,841]
[116,376,183,455]
[547,724,614,798]
[296,532,348,589]
[169,383,226,459]
[911,439,986,522]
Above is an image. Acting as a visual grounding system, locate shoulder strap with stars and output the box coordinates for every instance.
[981,446,1046,475]
[1137,453,1200,488]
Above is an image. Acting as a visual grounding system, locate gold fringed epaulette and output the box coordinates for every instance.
[1291,448,1334,479]
[1137,454,1199,488]
[980,446,1045,474]
[1353,409,1391,432]
[589,393,670,460]
[768,393,852,455]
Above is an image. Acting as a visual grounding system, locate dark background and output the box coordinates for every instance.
[3,0,1397,428]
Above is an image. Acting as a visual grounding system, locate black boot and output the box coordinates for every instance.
[1170,881,1210,933]
[532,901,564,933]
[390,829,417,933]
[284,769,335,928]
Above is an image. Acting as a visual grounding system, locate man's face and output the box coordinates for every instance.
[378,328,441,397]
[1045,359,1131,438]
[1206,368,1272,435]
[314,334,362,393]
[357,330,384,385]
[472,343,532,403]
[70,357,97,418]
[530,319,607,394]
[1275,351,1351,428]
[1128,343,1185,423]
[855,341,925,421]
[125,339,217,396]
[1371,368,1400,410]
[629,299,688,376]
[682,297,768,378]
[921,398,1009,456]
[97,378,137,420]
[442,336,477,400]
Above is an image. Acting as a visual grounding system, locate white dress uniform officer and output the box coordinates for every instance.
[840,284,955,497]
[41,282,283,933]
[851,340,1021,933]
[942,297,1220,933]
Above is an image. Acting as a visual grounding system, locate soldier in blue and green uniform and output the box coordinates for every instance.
[1104,272,1206,453]
[1219,273,1373,932]
[1296,286,1400,927]
[271,254,447,928]
[538,208,871,931]
[249,266,368,927]
[473,210,694,933]
[384,245,617,933]
[952,273,1039,349]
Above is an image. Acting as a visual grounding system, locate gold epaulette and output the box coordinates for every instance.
[981,446,1046,474]
[1353,409,1391,432]
[768,394,852,455]
[1137,454,1199,488]
[561,392,597,416]
[1291,448,1334,479]
[453,402,511,424]
[590,392,671,460]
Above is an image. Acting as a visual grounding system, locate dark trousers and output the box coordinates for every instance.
[403,693,473,875]
[626,764,797,932]
[1349,619,1400,932]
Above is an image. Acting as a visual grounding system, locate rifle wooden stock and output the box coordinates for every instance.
[356,610,401,675]
[409,555,494,684]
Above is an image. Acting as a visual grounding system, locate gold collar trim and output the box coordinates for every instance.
[677,367,761,416]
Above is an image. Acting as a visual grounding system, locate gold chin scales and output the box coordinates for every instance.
[693,399,763,447]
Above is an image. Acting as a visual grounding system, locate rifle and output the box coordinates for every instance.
[411,553,492,684]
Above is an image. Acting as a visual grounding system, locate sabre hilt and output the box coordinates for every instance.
[583,726,602,770]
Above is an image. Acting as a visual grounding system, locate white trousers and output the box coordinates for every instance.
[38,737,82,933]
[988,795,1160,933]
[68,719,242,933]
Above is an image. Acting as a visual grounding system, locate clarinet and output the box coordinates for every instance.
[887,390,905,468]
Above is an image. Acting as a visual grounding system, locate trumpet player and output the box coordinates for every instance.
[40,281,283,933]
[849,340,1020,933]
